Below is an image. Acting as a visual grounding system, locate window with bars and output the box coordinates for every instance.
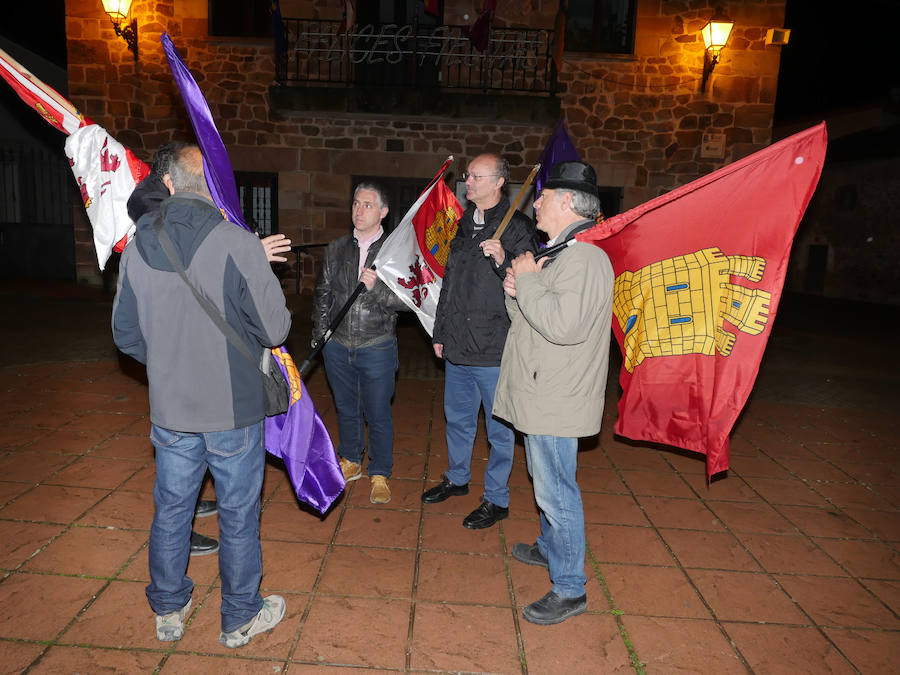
[235,171,278,236]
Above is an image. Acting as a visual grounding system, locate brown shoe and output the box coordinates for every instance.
[339,458,362,482]
[370,475,391,504]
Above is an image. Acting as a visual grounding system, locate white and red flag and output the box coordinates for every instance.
[0,47,149,269]
[374,157,462,335]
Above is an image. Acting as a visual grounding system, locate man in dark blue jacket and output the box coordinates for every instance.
[423,154,537,529]
[113,146,290,648]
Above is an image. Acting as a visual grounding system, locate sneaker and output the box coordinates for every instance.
[370,475,391,504]
[156,599,192,642]
[339,457,362,482]
[218,595,286,648]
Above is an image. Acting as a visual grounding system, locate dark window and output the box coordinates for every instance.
[597,186,623,219]
[208,0,271,38]
[352,176,430,234]
[566,0,636,55]
[353,0,442,88]
[235,171,278,236]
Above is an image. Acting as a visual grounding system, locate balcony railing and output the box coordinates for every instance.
[275,19,555,95]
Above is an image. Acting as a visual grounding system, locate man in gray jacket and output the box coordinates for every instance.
[113,146,290,648]
[493,161,614,625]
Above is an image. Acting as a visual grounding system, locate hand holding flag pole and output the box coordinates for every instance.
[490,163,540,242]
[297,269,372,378]
[300,155,458,375]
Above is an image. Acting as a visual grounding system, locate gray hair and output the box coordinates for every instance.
[353,182,389,210]
[492,155,510,185]
[151,141,188,178]
[168,146,210,196]
[557,188,601,220]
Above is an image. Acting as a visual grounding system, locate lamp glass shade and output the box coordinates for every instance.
[100,0,134,22]
[701,16,734,52]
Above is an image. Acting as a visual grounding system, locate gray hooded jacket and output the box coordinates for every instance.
[112,192,291,432]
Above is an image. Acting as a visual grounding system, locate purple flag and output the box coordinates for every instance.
[266,348,345,513]
[536,120,581,194]
[161,35,344,513]
[161,33,248,230]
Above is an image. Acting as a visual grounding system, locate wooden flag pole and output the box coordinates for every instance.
[490,163,540,242]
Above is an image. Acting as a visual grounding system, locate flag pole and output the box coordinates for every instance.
[491,163,540,242]
[298,155,456,376]
[297,274,370,378]
[0,47,82,121]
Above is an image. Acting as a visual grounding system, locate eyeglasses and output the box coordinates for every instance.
[462,172,500,181]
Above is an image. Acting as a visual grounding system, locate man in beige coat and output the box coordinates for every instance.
[493,161,614,625]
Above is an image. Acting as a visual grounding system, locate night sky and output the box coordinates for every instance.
[2,0,898,124]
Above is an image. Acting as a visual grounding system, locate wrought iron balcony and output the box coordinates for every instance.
[275,19,556,95]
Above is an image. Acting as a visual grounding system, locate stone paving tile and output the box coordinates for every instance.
[410,603,520,673]
[294,596,410,669]
[1,484,110,523]
[0,520,65,570]
[0,572,104,641]
[599,564,710,618]
[776,575,900,629]
[622,616,746,673]
[318,545,415,599]
[725,623,856,674]
[519,612,633,673]
[639,496,725,531]
[22,525,147,577]
[824,627,900,674]
[658,529,761,571]
[737,533,847,576]
[3,288,900,673]
[687,569,809,623]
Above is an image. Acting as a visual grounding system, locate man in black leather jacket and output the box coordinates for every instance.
[422,154,537,529]
[313,182,407,504]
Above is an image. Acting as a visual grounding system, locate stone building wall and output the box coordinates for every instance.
[64,0,786,289]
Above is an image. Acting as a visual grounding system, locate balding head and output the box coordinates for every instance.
[165,146,210,198]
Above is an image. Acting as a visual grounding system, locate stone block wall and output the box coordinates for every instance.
[65,0,786,289]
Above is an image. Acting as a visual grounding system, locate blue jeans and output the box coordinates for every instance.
[323,337,398,477]
[524,434,586,598]
[444,362,514,508]
[146,422,265,633]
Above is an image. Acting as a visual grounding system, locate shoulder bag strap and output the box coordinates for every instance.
[153,214,264,373]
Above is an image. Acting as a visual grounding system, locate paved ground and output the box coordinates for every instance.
[0,280,898,674]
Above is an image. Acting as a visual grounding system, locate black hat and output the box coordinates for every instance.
[543,161,599,198]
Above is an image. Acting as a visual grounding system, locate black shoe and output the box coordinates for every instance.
[190,531,219,556]
[462,500,509,530]
[511,542,549,569]
[421,475,469,504]
[522,591,587,625]
[194,499,218,518]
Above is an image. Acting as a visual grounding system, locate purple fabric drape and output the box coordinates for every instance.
[265,348,345,513]
[536,120,581,195]
[161,35,345,513]
[161,33,248,231]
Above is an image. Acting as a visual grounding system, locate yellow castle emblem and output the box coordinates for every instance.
[423,206,458,268]
[614,247,771,372]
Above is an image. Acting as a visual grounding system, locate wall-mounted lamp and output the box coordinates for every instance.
[101,0,138,61]
[700,7,734,92]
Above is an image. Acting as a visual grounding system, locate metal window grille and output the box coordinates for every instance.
[235,171,278,236]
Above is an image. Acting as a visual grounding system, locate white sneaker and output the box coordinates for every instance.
[156,598,192,642]
[218,595,286,648]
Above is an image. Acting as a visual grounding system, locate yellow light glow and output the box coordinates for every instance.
[701,15,734,54]
[100,0,134,22]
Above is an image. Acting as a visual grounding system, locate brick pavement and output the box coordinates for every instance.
[0,282,898,673]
